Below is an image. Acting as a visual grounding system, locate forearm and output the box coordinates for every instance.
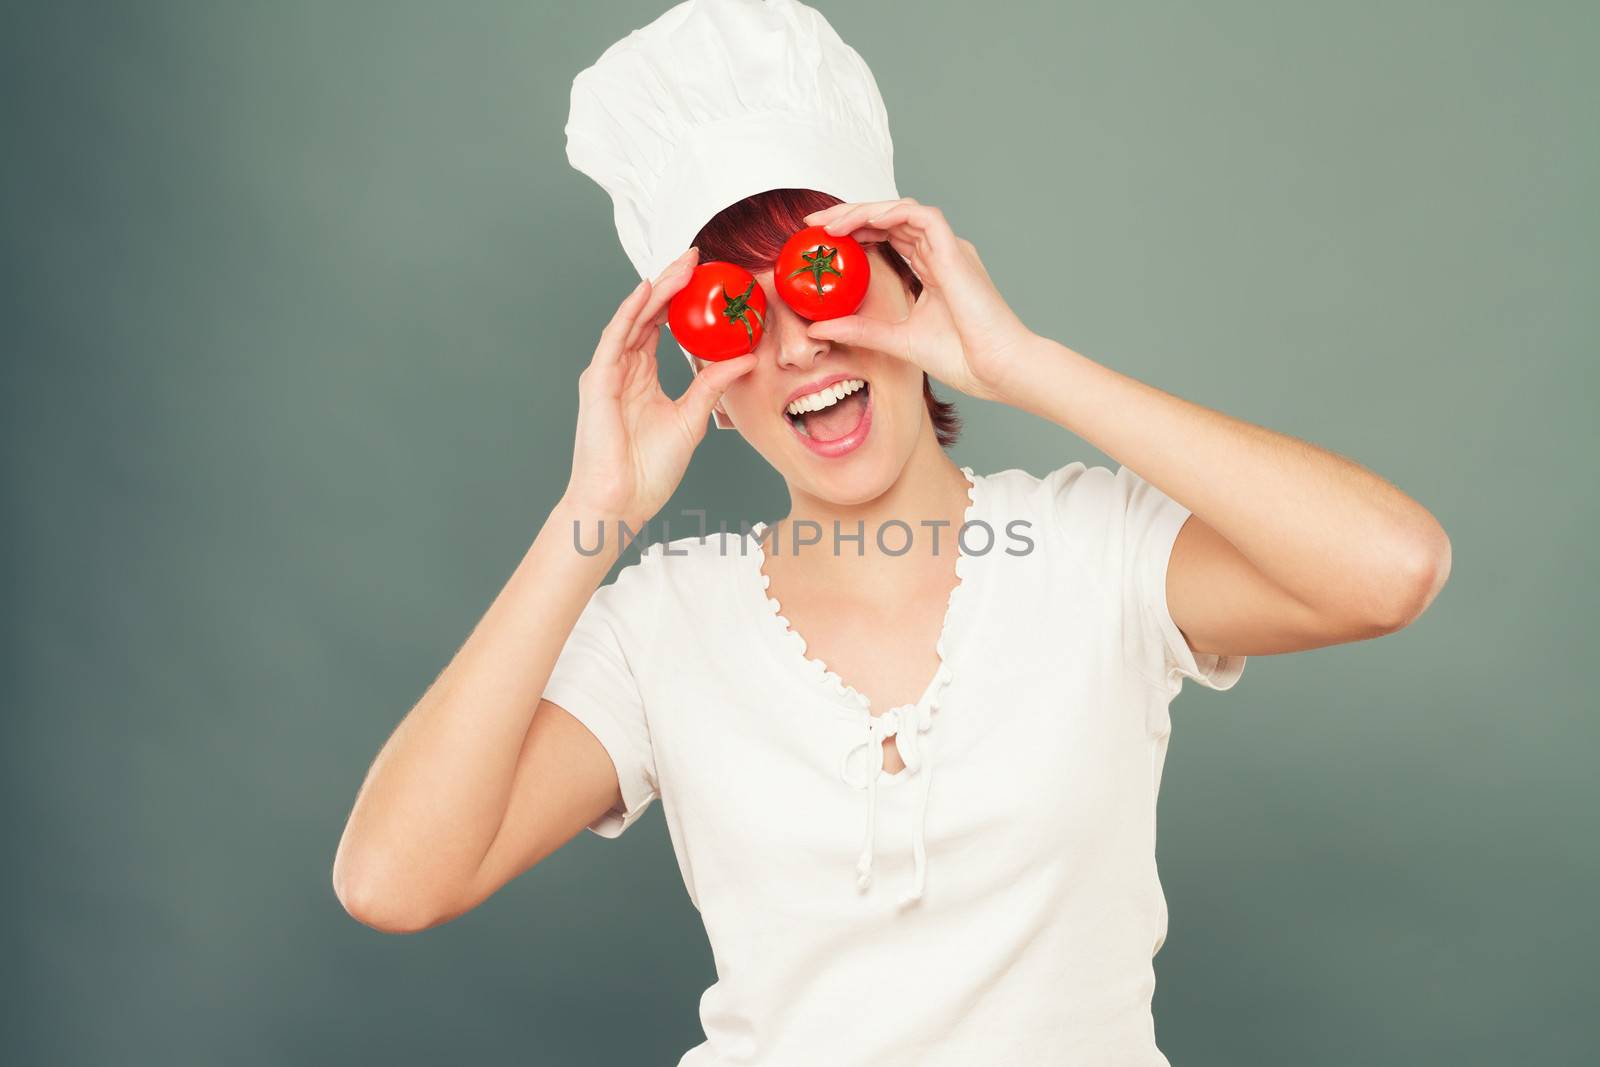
[332,495,629,923]
[1002,334,1450,623]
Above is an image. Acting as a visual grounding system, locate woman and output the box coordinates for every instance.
[332,185,1451,1061]
[333,3,1452,1064]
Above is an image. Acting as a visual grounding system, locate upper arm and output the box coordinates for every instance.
[1165,510,1357,664]
[442,697,636,921]
[435,559,664,923]
[1099,460,1407,697]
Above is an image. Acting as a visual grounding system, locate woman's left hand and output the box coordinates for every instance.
[800,198,1035,405]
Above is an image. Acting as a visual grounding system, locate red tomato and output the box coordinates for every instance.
[773,225,870,321]
[667,261,768,361]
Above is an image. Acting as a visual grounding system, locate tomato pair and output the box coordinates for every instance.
[666,225,871,362]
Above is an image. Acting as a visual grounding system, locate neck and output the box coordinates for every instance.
[771,430,970,566]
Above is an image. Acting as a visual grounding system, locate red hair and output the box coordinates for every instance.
[688,187,963,448]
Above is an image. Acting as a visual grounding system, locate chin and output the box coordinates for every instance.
[793,449,907,507]
[741,388,923,507]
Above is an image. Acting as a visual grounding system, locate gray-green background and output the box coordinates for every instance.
[5,1,1594,1063]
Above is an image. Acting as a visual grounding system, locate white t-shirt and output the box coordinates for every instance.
[542,461,1246,1066]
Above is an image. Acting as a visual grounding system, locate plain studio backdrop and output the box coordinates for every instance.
[3,2,1594,1064]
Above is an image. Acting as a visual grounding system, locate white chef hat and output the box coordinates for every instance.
[564,0,901,284]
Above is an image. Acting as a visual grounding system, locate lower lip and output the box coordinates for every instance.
[787,386,873,458]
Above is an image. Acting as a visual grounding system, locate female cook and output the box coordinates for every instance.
[332,2,1451,1063]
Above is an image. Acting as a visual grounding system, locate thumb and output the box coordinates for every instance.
[806,314,910,362]
[676,352,757,431]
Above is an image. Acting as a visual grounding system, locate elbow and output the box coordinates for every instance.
[1373,525,1453,633]
[331,853,447,936]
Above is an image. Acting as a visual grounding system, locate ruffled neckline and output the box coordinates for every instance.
[741,465,981,723]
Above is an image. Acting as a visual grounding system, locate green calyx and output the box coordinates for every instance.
[718,280,765,349]
[785,244,843,296]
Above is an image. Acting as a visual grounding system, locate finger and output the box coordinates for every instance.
[623,246,700,351]
[621,315,670,401]
[675,352,757,431]
[819,199,910,238]
[805,313,911,362]
[621,346,660,404]
[622,318,667,385]
[588,279,656,391]
[578,351,624,404]
[804,198,905,231]
[639,321,663,362]
[852,202,962,269]
[840,200,941,241]
[801,202,858,226]
[886,234,923,270]
[588,278,653,380]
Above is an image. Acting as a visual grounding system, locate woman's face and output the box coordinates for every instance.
[700,247,930,506]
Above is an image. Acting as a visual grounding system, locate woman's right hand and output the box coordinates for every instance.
[562,246,757,529]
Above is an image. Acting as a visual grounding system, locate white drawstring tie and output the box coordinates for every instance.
[839,702,935,908]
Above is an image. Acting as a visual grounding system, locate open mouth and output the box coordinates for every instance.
[783,377,871,442]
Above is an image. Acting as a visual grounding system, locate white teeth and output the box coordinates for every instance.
[785,378,865,417]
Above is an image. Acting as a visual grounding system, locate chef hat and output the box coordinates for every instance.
[564,0,901,284]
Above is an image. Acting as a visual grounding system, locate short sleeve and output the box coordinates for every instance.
[1113,464,1246,696]
[1037,461,1246,698]
[541,552,663,838]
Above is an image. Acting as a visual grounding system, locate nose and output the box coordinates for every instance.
[763,280,829,372]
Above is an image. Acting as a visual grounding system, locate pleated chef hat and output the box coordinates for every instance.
[564,0,901,284]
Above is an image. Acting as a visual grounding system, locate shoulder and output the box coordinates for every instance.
[977,460,1121,525]
[578,529,751,679]
[975,462,1153,588]
[601,526,753,618]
